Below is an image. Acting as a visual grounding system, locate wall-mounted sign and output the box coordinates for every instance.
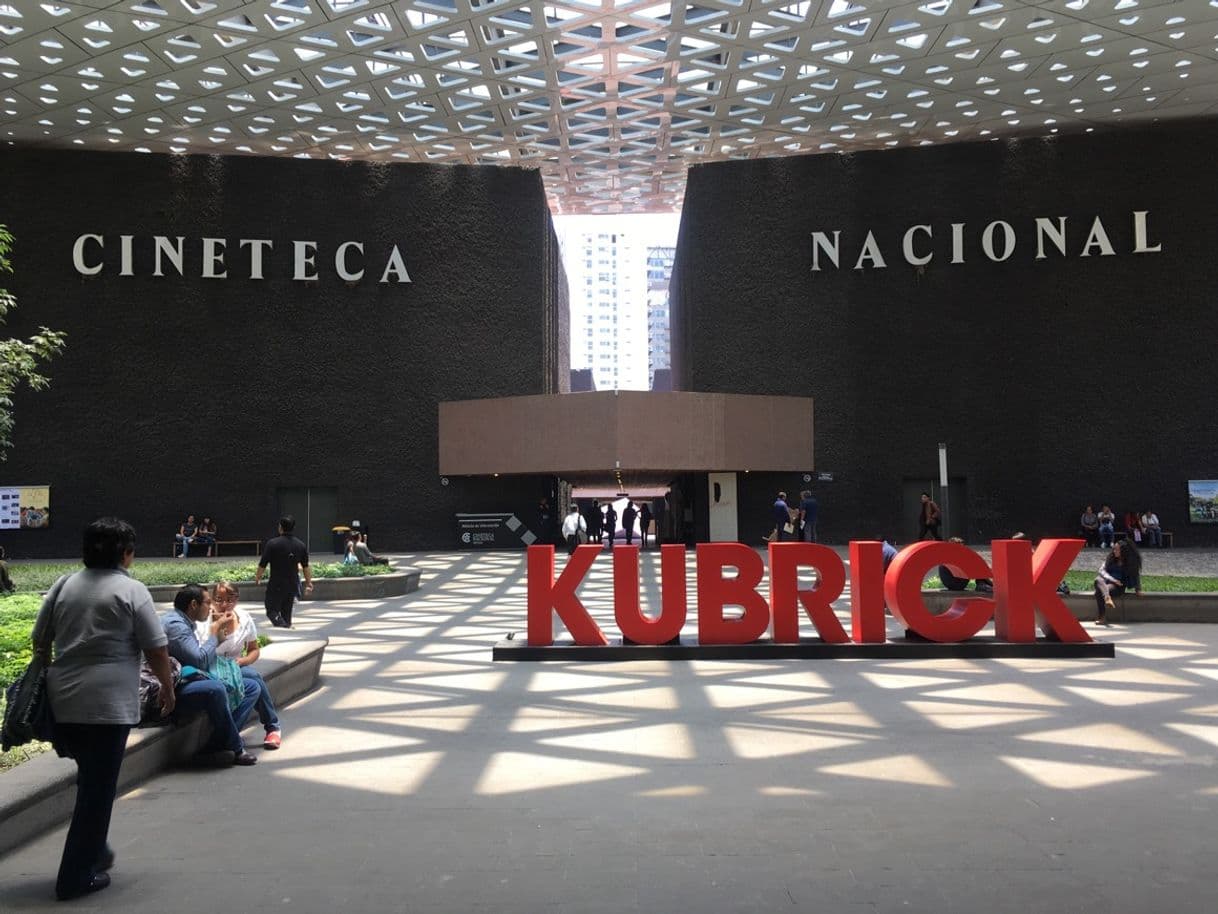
[816,471,834,483]
[71,235,411,283]
[811,211,1162,271]
[524,539,1100,649]
[0,485,51,529]
[456,512,537,549]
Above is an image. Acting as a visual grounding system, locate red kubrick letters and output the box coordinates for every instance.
[526,539,1090,647]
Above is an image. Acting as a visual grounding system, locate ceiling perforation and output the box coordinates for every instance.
[2,0,1218,210]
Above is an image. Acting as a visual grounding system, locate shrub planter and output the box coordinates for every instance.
[923,590,1218,624]
[145,566,421,604]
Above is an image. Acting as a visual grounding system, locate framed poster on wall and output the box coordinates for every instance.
[1188,480,1218,523]
[0,485,51,529]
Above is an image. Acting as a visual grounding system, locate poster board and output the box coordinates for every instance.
[0,486,51,529]
[1188,480,1218,523]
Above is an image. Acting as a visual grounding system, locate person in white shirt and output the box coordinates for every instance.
[560,505,587,555]
[201,581,283,749]
[1141,510,1163,548]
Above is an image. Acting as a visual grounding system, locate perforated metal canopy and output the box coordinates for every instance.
[3,0,1217,213]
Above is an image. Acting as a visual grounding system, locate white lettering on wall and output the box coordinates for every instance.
[153,236,185,277]
[811,231,840,271]
[201,238,227,279]
[982,221,1016,262]
[119,235,134,277]
[1035,217,1068,260]
[379,245,412,284]
[1132,211,1162,253]
[239,239,273,280]
[808,212,1163,272]
[71,234,412,286]
[72,234,104,276]
[293,240,318,281]
[902,225,933,266]
[853,231,887,270]
[335,241,365,282]
[1081,217,1115,257]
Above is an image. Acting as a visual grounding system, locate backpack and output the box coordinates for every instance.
[138,656,183,726]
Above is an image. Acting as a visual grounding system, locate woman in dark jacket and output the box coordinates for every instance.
[1094,540,1142,626]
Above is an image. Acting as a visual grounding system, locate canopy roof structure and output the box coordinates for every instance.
[3,0,1217,213]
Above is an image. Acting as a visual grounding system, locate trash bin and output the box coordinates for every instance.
[332,525,351,555]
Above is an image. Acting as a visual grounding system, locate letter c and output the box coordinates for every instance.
[72,234,104,276]
[902,224,933,266]
[335,241,365,282]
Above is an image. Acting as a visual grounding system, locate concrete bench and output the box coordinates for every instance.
[922,590,1216,624]
[0,637,327,858]
[172,538,262,558]
[144,566,421,604]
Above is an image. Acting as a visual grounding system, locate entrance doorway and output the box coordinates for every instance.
[707,472,739,542]
[902,478,969,542]
[276,487,338,553]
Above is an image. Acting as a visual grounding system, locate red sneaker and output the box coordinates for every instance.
[263,731,282,750]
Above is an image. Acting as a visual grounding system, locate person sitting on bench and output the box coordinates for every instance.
[193,517,217,557]
[175,514,197,558]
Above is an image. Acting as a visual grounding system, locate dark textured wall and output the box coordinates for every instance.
[672,122,1218,545]
[0,150,564,556]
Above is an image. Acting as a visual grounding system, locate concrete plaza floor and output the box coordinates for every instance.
[2,548,1217,912]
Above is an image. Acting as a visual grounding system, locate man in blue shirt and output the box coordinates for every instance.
[799,490,819,543]
[162,584,260,765]
[773,492,791,541]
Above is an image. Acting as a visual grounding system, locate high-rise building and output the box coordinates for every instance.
[646,247,675,390]
[561,230,648,392]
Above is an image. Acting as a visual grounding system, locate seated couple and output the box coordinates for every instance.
[175,514,217,558]
[343,532,389,566]
[160,581,281,765]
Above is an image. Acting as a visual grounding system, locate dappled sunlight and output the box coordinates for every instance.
[999,757,1155,790]
[474,751,647,796]
[1017,723,1183,757]
[96,549,1217,894]
[901,701,1052,731]
[819,754,953,788]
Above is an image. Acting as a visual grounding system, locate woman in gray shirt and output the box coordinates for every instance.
[31,517,176,901]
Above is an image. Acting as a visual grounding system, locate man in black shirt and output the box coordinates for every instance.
[254,515,313,628]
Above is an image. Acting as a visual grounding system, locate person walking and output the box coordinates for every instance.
[603,502,618,549]
[622,500,638,546]
[918,492,942,540]
[639,502,653,550]
[772,491,791,541]
[31,518,176,901]
[254,514,313,628]
[799,490,819,543]
[561,505,586,555]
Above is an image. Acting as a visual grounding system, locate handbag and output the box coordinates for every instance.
[1,575,68,750]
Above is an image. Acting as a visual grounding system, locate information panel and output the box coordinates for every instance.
[0,485,52,529]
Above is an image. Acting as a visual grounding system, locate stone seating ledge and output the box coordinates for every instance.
[923,590,1218,624]
[144,566,421,603]
[0,637,327,859]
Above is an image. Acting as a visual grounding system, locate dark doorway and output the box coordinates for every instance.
[902,478,969,543]
[276,487,338,553]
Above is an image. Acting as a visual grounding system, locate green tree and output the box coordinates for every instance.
[0,224,66,458]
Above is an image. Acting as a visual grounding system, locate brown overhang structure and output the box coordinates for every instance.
[439,391,813,488]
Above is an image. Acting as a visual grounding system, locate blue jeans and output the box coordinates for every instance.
[175,533,191,557]
[242,667,280,733]
[175,677,260,753]
[1099,522,1114,547]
